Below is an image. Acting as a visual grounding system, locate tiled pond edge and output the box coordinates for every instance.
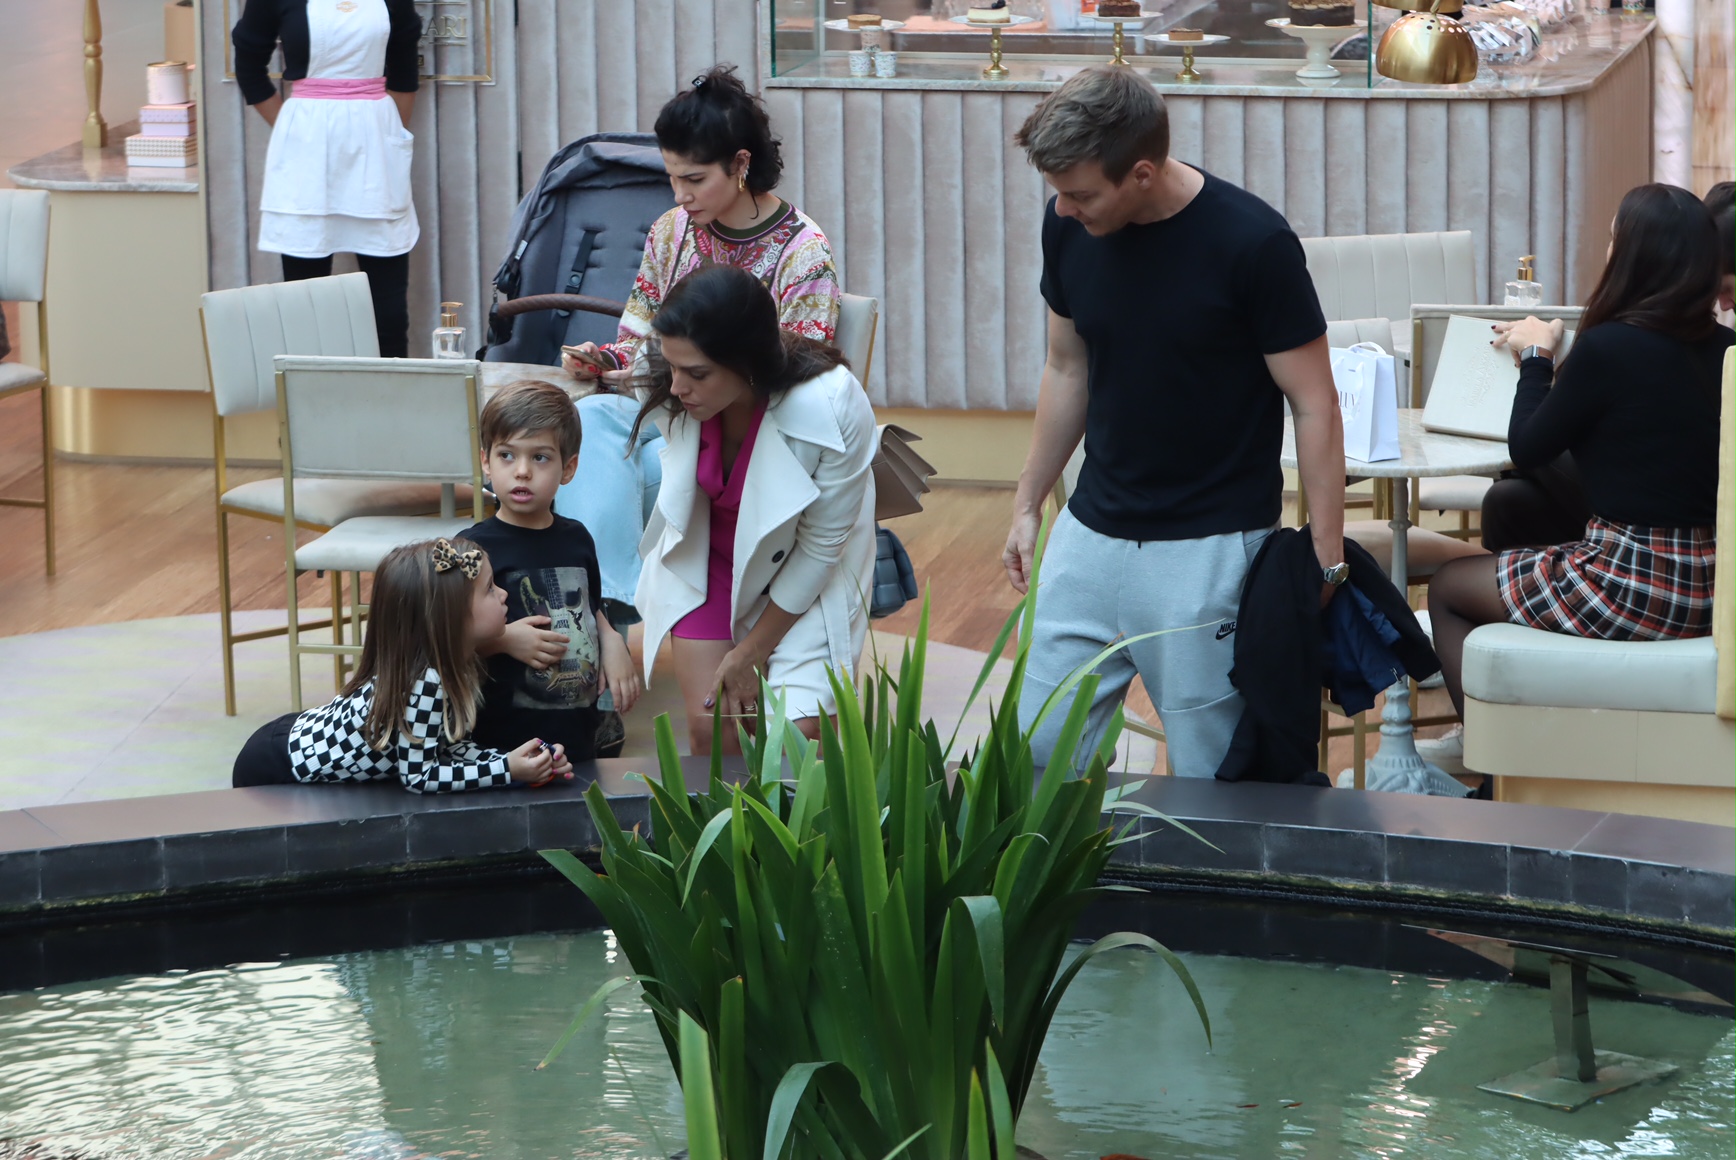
[1,760,1729,938]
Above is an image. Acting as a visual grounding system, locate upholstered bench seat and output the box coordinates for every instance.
[1464,624,1718,715]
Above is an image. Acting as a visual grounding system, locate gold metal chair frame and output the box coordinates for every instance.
[276,364,485,712]
[0,300,55,575]
[203,309,341,716]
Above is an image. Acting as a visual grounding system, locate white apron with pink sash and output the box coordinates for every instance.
[258,0,418,258]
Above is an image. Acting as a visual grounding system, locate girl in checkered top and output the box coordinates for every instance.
[232,538,575,792]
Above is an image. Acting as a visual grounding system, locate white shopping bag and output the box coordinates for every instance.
[1331,341,1401,462]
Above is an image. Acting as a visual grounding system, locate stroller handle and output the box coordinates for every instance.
[496,293,626,320]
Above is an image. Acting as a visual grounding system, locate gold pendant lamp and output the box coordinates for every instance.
[1374,0,1479,84]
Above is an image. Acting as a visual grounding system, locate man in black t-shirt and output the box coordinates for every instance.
[1004,66,1346,779]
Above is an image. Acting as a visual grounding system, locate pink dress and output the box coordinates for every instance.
[671,403,768,641]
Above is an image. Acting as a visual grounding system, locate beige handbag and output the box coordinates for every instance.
[873,424,936,520]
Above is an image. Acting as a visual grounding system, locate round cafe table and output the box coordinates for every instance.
[479,360,595,405]
[1282,409,1512,794]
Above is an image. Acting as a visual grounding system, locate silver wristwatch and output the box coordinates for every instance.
[1519,345,1554,365]
[1323,561,1350,587]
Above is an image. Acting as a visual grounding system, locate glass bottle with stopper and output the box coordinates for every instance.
[1503,256,1542,308]
[432,302,466,359]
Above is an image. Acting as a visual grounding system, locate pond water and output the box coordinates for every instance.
[1,929,1729,1159]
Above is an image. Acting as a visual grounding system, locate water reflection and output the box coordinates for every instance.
[0,934,1729,1159]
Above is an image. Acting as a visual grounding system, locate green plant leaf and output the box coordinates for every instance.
[966,1070,991,1160]
[682,808,736,907]
[679,1011,725,1160]
[878,1124,932,1160]
[536,972,638,1070]
[763,1061,831,1160]
[952,895,1006,1030]
[985,1045,1016,1160]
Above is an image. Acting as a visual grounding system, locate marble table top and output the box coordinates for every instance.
[8,122,198,193]
[1283,409,1511,477]
[479,361,597,404]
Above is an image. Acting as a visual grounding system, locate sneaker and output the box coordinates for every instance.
[1414,723,1466,774]
[594,710,625,758]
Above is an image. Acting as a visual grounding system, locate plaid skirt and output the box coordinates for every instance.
[1497,516,1716,640]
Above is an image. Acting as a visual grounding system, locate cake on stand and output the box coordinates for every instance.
[948,13,1037,79]
[1149,30,1231,82]
[1266,17,1367,80]
[1085,8,1155,67]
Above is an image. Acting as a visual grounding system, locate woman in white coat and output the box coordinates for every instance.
[631,265,877,754]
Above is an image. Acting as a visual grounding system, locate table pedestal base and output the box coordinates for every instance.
[1363,678,1469,796]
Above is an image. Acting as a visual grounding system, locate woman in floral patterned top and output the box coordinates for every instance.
[554,64,843,630]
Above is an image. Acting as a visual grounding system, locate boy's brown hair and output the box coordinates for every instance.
[478,379,583,461]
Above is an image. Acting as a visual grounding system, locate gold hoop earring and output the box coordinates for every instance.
[737,171,747,193]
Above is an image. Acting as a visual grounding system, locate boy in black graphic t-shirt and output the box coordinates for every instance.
[467,380,642,765]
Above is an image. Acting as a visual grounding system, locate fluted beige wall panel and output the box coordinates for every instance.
[201,0,1649,412]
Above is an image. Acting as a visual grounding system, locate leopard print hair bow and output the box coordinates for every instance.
[431,538,483,580]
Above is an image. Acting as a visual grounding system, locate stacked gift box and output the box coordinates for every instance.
[126,102,197,168]
[126,62,197,168]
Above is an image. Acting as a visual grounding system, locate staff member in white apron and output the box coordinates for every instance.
[233,0,421,357]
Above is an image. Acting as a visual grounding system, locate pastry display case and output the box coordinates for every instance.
[767,0,1647,90]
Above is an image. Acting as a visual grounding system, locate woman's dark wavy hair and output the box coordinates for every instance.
[1578,183,1719,342]
[1704,180,1734,279]
[654,64,783,195]
[629,264,846,443]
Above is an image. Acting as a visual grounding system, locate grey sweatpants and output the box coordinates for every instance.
[1018,510,1272,778]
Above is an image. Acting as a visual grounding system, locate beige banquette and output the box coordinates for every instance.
[1461,350,1734,825]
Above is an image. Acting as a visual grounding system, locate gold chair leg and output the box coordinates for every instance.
[1352,711,1367,790]
[216,508,239,717]
[286,554,304,714]
[330,569,345,693]
[1317,705,1330,772]
[348,571,363,678]
[39,383,55,576]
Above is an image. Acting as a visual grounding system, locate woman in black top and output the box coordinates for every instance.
[1428,183,1731,728]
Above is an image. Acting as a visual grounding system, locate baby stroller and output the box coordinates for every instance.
[482,132,675,362]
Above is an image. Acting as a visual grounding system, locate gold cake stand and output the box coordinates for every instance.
[1149,30,1232,82]
[948,13,1036,79]
[1085,11,1157,67]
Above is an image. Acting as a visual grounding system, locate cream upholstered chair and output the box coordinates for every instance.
[1460,350,1735,826]
[1301,231,1478,361]
[1407,303,1586,540]
[277,355,486,711]
[837,293,879,383]
[0,190,55,574]
[202,274,456,715]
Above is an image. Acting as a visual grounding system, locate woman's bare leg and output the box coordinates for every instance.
[1426,554,1509,718]
[671,637,737,756]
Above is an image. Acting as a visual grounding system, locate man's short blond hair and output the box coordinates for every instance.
[1014,66,1170,183]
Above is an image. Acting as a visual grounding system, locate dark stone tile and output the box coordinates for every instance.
[38,838,163,903]
[607,794,655,840]
[1265,824,1385,882]
[1623,862,1690,924]
[1575,813,1735,876]
[0,810,61,854]
[0,850,41,909]
[1386,835,1509,896]
[1138,818,1264,873]
[1568,854,1629,913]
[163,827,288,889]
[1135,779,1339,828]
[286,815,408,875]
[527,798,600,853]
[406,802,528,861]
[1508,846,1574,905]
[1677,871,1736,930]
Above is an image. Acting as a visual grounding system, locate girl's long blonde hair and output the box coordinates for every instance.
[346,538,488,747]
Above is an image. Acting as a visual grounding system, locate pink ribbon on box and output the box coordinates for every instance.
[292,76,387,100]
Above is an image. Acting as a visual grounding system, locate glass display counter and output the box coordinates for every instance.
[768,0,1649,93]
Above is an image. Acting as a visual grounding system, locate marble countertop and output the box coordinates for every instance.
[8,122,199,193]
[766,11,1653,99]
[1283,410,1512,476]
